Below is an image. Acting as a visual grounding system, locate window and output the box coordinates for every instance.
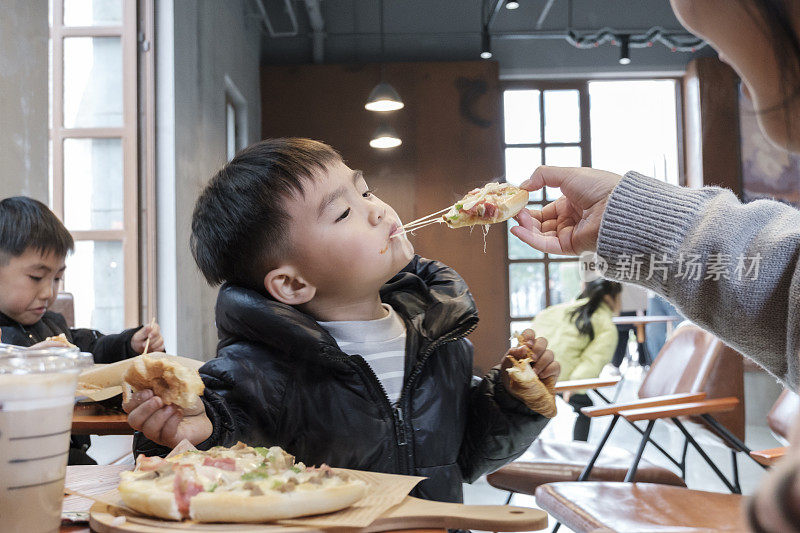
[50,0,139,331]
[225,76,248,161]
[503,79,681,335]
[588,80,680,184]
[503,84,588,336]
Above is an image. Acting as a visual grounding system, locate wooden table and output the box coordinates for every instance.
[612,315,681,343]
[72,404,133,435]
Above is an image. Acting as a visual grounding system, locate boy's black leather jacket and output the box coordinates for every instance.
[135,256,548,502]
[0,310,139,362]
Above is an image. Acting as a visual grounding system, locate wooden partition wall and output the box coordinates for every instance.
[682,57,743,196]
[260,61,507,374]
[682,57,747,383]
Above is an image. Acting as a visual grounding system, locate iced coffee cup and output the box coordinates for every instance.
[0,344,92,533]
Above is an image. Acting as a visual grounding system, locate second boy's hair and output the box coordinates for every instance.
[0,196,74,265]
[190,138,342,290]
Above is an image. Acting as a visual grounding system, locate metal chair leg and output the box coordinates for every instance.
[577,414,620,481]
[551,521,561,533]
[624,419,655,482]
[679,436,689,480]
[503,491,513,505]
[731,449,741,494]
[700,413,766,469]
[672,417,739,493]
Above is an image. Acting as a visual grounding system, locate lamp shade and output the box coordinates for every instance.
[369,123,402,149]
[365,81,405,112]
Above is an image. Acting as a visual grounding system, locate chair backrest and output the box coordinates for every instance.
[50,292,75,328]
[767,390,800,444]
[638,324,745,443]
[638,324,718,398]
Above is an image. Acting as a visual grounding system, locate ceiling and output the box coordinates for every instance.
[253,0,716,76]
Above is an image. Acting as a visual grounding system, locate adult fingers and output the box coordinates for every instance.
[510,224,568,255]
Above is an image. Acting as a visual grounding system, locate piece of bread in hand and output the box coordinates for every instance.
[123,354,204,410]
[505,334,558,418]
[45,333,77,348]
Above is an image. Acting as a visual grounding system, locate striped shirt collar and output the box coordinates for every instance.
[318,304,405,343]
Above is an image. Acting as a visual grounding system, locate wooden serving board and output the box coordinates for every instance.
[89,497,548,532]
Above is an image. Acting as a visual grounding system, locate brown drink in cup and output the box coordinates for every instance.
[0,345,92,533]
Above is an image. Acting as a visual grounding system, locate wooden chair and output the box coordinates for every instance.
[51,291,75,327]
[487,324,748,504]
[749,389,797,466]
[534,390,798,532]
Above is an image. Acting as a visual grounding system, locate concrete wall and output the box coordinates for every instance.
[157,0,262,359]
[0,0,49,202]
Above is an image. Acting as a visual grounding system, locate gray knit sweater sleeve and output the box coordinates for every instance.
[597,171,800,391]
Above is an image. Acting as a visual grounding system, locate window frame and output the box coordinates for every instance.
[502,77,683,332]
[50,0,140,328]
[503,80,590,328]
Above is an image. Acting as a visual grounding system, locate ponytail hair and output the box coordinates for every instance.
[569,280,623,340]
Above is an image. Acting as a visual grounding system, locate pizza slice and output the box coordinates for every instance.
[45,333,77,348]
[442,182,529,228]
[505,334,557,418]
[118,442,367,522]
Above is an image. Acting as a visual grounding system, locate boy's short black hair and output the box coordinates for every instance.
[191,138,342,290]
[0,196,74,265]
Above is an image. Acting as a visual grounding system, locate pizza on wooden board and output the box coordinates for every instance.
[119,442,367,522]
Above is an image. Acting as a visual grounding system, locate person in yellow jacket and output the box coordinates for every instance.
[531,279,622,441]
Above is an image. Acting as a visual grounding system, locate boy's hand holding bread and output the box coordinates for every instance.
[121,354,212,448]
[501,329,560,418]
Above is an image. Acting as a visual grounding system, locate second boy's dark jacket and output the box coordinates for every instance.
[134,256,549,503]
[0,310,140,362]
[0,309,141,465]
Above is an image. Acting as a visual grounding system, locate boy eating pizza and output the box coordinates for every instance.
[124,138,559,503]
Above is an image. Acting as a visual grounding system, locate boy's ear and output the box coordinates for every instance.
[263,265,316,305]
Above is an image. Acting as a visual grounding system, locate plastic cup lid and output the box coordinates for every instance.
[0,343,93,374]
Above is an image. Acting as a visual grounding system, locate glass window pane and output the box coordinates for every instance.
[505,147,542,200]
[64,0,123,26]
[548,262,582,307]
[510,320,534,340]
[507,223,544,260]
[63,138,123,231]
[589,80,679,184]
[544,90,580,143]
[509,262,545,318]
[65,240,124,332]
[64,37,123,128]
[503,90,541,144]
[226,101,236,161]
[543,146,582,200]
